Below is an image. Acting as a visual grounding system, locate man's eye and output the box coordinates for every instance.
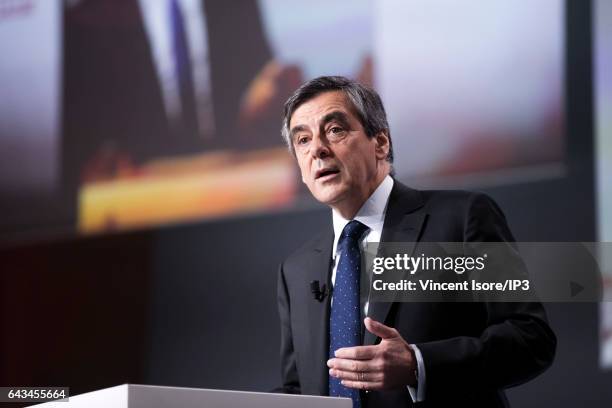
[329,127,344,134]
[297,136,309,145]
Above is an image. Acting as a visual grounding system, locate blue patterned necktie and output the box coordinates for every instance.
[170,0,197,134]
[329,220,369,408]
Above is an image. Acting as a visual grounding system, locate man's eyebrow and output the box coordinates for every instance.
[320,111,351,129]
[289,111,352,142]
[289,124,309,141]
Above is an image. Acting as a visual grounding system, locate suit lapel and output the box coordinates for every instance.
[364,182,426,346]
[306,230,334,395]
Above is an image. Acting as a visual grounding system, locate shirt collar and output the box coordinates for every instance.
[332,175,394,258]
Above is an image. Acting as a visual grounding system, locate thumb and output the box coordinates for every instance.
[364,317,399,340]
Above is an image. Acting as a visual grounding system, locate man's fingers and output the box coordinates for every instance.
[333,345,378,359]
[327,357,371,372]
[340,379,384,391]
[364,317,399,340]
[329,368,383,382]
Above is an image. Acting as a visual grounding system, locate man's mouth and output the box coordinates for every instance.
[315,167,340,180]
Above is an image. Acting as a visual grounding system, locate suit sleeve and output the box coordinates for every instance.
[416,193,557,398]
[274,263,302,394]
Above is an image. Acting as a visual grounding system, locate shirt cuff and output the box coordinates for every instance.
[406,344,426,402]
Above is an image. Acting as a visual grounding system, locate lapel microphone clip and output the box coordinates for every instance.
[310,280,329,301]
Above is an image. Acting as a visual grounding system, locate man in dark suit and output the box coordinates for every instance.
[276,76,556,407]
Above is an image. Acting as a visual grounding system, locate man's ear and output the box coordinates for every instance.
[374,131,390,160]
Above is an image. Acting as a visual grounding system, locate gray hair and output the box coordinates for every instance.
[281,76,394,163]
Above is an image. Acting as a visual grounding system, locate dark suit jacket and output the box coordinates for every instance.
[277,181,556,407]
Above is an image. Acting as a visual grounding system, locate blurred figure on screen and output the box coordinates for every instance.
[61,0,299,209]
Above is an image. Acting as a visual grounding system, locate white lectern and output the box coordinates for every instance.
[28,384,351,408]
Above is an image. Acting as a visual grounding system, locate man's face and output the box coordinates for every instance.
[288,91,390,217]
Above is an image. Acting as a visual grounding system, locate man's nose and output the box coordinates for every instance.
[310,133,330,159]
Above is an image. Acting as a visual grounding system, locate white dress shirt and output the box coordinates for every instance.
[330,175,426,402]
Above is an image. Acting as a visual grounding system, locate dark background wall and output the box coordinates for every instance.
[1,1,610,407]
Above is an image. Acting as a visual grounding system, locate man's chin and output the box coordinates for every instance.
[311,188,345,207]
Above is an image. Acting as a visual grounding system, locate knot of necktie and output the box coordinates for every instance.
[340,220,369,243]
